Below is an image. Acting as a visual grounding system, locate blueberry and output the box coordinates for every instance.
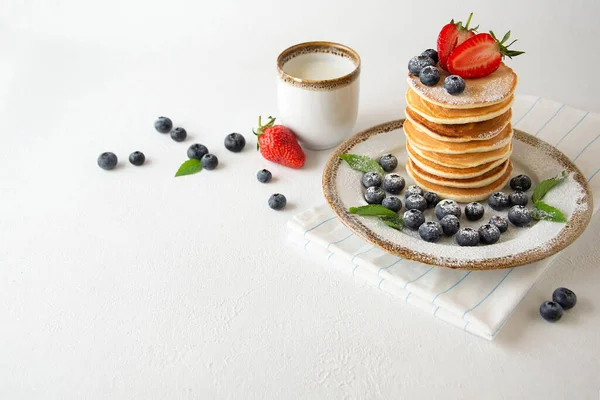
[256,169,272,183]
[456,227,479,247]
[552,287,577,310]
[488,215,509,233]
[420,66,441,86]
[465,202,485,221]
[421,49,439,64]
[510,174,532,191]
[478,224,501,245]
[201,153,219,170]
[187,143,209,160]
[488,192,510,211]
[509,191,529,207]
[268,193,287,210]
[154,116,173,134]
[539,301,563,322]
[423,192,440,208]
[382,196,402,212]
[224,132,246,152]
[440,215,460,236]
[362,171,383,188]
[508,205,532,227]
[435,199,461,220]
[171,127,187,142]
[444,75,466,95]
[419,221,443,242]
[383,173,405,194]
[404,184,424,198]
[128,151,145,166]
[403,209,425,230]
[408,55,436,76]
[405,194,427,212]
[364,187,386,204]
[378,153,398,172]
[97,152,118,170]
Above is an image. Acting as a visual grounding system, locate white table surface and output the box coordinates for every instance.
[2,1,600,398]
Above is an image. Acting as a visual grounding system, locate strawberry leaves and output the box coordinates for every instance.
[489,30,525,59]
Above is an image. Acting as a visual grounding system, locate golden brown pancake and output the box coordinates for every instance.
[407,158,510,188]
[407,139,513,169]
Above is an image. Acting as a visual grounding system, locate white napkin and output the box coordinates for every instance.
[287,95,600,340]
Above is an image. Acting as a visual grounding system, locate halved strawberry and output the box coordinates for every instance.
[437,12,478,71]
[447,31,525,79]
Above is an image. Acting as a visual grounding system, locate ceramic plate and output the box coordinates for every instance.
[322,119,593,270]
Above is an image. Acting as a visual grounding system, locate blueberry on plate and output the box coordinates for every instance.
[508,205,532,227]
[478,224,501,245]
[509,191,529,207]
[224,132,246,152]
[201,153,219,170]
[420,66,441,86]
[382,196,402,212]
[362,171,383,188]
[268,193,287,210]
[378,153,398,172]
[488,192,510,211]
[404,184,424,198]
[408,55,436,76]
[444,75,466,95]
[465,202,485,221]
[154,116,173,134]
[257,169,272,183]
[552,287,577,310]
[421,49,439,64]
[435,199,461,220]
[129,151,145,166]
[364,186,386,204]
[383,173,405,194]
[187,143,209,160]
[440,214,460,236]
[171,127,187,142]
[488,215,509,233]
[423,192,440,208]
[510,174,532,192]
[539,301,563,322]
[419,221,443,243]
[403,209,425,230]
[97,152,118,170]
[456,227,479,247]
[405,194,427,212]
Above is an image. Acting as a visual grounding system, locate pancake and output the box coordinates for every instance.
[407,63,518,109]
[406,88,514,124]
[407,139,513,169]
[406,160,514,202]
[405,107,512,143]
[404,119,513,154]
[407,158,510,188]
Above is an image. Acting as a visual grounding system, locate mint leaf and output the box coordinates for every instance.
[379,215,404,230]
[349,205,397,217]
[532,170,567,203]
[532,201,567,222]
[175,159,202,177]
[339,154,384,174]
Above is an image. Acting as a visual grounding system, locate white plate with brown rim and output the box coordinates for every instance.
[322,119,593,270]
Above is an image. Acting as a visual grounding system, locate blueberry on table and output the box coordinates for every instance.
[419,221,443,243]
[224,132,246,152]
[201,153,219,170]
[508,205,532,227]
[444,75,466,95]
[509,191,529,207]
[362,171,383,188]
[510,174,532,192]
[364,186,386,204]
[382,196,402,212]
[171,127,187,142]
[539,301,563,322]
[256,169,272,183]
[97,152,118,170]
[552,287,577,310]
[383,174,406,194]
[488,215,509,233]
[187,143,209,160]
[154,116,173,134]
[488,192,510,211]
[268,193,287,210]
[423,192,440,208]
[420,66,441,86]
[378,154,398,172]
[455,227,479,247]
[128,151,145,166]
[404,184,424,198]
[435,199,461,220]
[405,194,427,212]
[403,209,425,230]
[408,55,436,76]
[465,202,485,221]
[478,224,501,245]
[421,49,439,64]
[440,214,460,236]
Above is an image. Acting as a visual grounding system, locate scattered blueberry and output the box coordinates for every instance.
[456,227,479,247]
[465,202,485,221]
[405,194,427,212]
[488,215,509,233]
[508,205,532,227]
[97,152,118,170]
[382,196,403,212]
[488,192,510,211]
[435,199,461,220]
[510,174,532,192]
[509,191,529,207]
[257,169,272,183]
[364,186,386,204]
[129,151,145,166]
[478,224,501,245]
[201,153,219,170]
[362,171,383,188]
[420,66,441,86]
[187,143,209,160]
[419,221,443,243]
[154,116,173,134]
[171,127,187,142]
[421,49,439,64]
[423,192,440,208]
[383,173,406,194]
[224,132,246,152]
[378,154,398,172]
[440,215,460,236]
[403,209,425,230]
[408,55,436,76]
[404,185,424,198]
[268,193,287,210]
[444,75,466,95]
[539,301,563,322]
[552,287,577,310]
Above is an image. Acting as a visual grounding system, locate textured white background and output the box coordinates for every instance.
[1,0,600,399]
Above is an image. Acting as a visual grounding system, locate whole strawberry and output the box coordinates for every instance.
[254,116,306,169]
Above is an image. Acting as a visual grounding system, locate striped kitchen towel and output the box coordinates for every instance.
[287,95,600,340]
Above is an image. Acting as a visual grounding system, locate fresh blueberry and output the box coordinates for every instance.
[444,75,466,95]
[488,192,510,211]
[509,191,529,207]
[171,127,187,142]
[423,192,440,208]
[256,169,272,183]
[187,143,209,160]
[405,194,427,212]
[465,202,485,221]
[420,66,441,86]
[201,153,219,170]
[508,205,532,227]
[97,152,118,170]
[362,171,383,188]
[383,173,406,194]
[421,49,439,64]
[128,151,145,166]
[510,174,532,191]
[404,184,424,198]
[456,227,479,247]
[440,215,460,236]
[403,209,425,230]
[382,196,402,212]
[268,193,287,210]
[552,287,577,310]
[224,132,246,152]
[478,224,501,245]
[408,55,436,76]
[419,221,443,242]
[154,116,173,134]
[378,154,398,172]
[539,301,563,322]
[488,215,509,233]
[364,186,386,204]
[435,199,461,220]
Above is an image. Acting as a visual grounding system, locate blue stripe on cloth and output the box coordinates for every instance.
[405,292,411,303]
[403,266,434,289]
[303,215,336,237]
[377,258,403,275]
[491,278,539,337]
[588,166,600,182]
[462,269,514,318]
[351,246,375,263]
[555,111,589,148]
[514,97,541,126]
[327,252,335,261]
[352,264,360,275]
[326,233,354,250]
[433,306,440,317]
[534,104,565,136]
[303,240,311,250]
[431,271,472,304]
[573,134,600,161]
[377,278,384,289]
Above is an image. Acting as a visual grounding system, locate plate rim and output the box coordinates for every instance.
[322,119,594,270]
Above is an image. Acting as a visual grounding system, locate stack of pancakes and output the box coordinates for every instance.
[404,63,518,202]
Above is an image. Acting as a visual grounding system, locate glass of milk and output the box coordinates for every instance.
[277,42,360,150]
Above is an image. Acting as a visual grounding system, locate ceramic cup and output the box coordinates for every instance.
[276,41,361,150]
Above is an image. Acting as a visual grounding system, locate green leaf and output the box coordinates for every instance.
[349,205,397,217]
[379,215,404,230]
[339,154,384,174]
[532,201,567,222]
[175,159,202,177]
[532,170,567,203]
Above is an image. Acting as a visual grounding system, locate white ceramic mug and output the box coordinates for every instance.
[276,42,361,150]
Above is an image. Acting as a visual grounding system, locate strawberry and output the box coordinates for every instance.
[254,116,306,169]
[447,30,524,79]
[437,12,478,71]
